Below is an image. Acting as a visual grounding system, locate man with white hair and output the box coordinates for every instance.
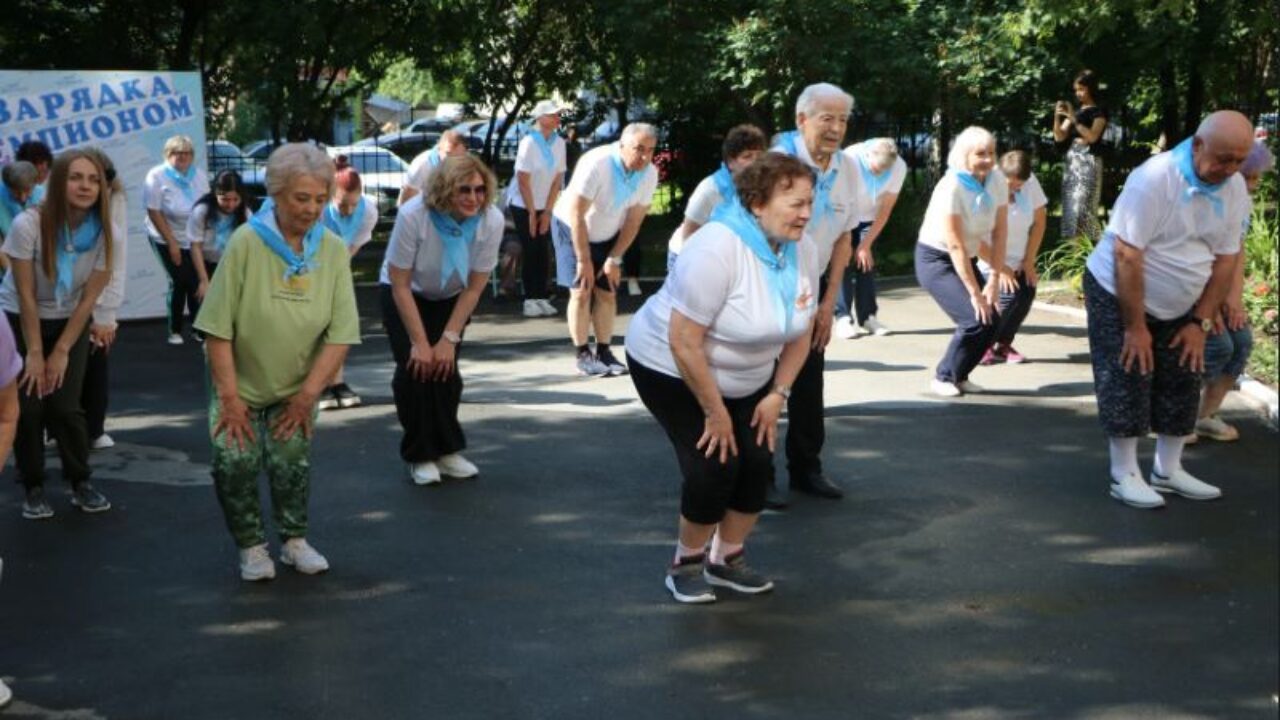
[1083,110,1254,509]
[398,130,468,207]
[769,83,861,504]
[836,137,909,339]
[552,123,658,376]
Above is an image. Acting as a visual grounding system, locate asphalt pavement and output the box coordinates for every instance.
[1,279,1276,719]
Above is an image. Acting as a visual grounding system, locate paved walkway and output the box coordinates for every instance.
[1,281,1276,719]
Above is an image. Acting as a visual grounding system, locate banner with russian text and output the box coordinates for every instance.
[0,70,207,320]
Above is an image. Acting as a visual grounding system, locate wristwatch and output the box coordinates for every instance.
[1190,315,1213,333]
[442,330,462,344]
[604,255,622,268]
[771,384,791,400]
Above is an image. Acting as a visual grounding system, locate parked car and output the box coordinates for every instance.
[355,131,441,163]
[206,140,245,174]
[449,117,532,160]
[239,145,404,225]
[402,117,455,134]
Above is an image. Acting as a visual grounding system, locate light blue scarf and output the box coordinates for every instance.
[322,197,367,248]
[211,212,235,255]
[249,198,324,280]
[0,184,24,235]
[1172,138,1225,218]
[427,147,442,169]
[1011,187,1031,217]
[710,163,737,205]
[854,151,892,204]
[709,198,799,335]
[56,211,102,306]
[163,163,197,203]
[609,145,644,212]
[950,169,994,215]
[428,208,481,287]
[531,131,557,169]
[776,131,838,222]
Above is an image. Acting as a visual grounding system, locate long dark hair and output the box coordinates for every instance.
[195,170,249,229]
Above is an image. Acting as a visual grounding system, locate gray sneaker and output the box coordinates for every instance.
[704,551,774,594]
[575,350,609,377]
[22,487,54,520]
[70,483,111,513]
[665,554,716,604]
[596,347,628,376]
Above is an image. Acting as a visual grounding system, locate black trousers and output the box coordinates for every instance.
[915,244,998,383]
[511,206,550,300]
[380,286,466,463]
[82,343,109,440]
[835,222,878,324]
[628,356,774,524]
[785,276,828,481]
[990,270,1038,346]
[152,241,201,334]
[6,313,92,489]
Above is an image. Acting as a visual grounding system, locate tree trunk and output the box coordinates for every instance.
[1158,61,1180,149]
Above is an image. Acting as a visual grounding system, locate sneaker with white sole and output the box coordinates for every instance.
[409,461,442,486]
[835,316,859,340]
[239,543,276,581]
[437,453,478,478]
[863,316,891,336]
[931,379,962,397]
[1109,473,1166,509]
[0,676,12,708]
[665,554,716,604]
[596,347,628,376]
[316,386,341,411]
[575,350,610,377]
[91,433,115,450]
[1150,468,1222,501]
[167,333,185,345]
[536,299,557,316]
[956,380,985,394]
[21,487,54,520]
[1194,415,1239,442]
[70,483,111,513]
[704,551,774,595]
[523,299,544,318]
[332,383,362,409]
[280,538,330,574]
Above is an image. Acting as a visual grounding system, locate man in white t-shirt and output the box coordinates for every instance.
[835,138,908,339]
[769,83,861,504]
[398,130,467,207]
[1082,110,1253,510]
[512,100,569,318]
[551,123,659,377]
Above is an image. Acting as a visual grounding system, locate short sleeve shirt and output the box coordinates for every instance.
[405,149,443,194]
[843,142,909,224]
[668,174,725,256]
[0,310,22,387]
[378,199,504,299]
[144,163,209,245]
[326,197,379,253]
[917,170,1010,258]
[992,174,1047,269]
[625,222,820,398]
[1086,151,1249,320]
[0,208,110,319]
[187,203,254,263]
[552,143,658,243]
[771,139,861,271]
[193,215,361,408]
[511,133,568,211]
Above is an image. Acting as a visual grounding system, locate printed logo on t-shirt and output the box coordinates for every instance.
[796,276,815,311]
[272,274,313,303]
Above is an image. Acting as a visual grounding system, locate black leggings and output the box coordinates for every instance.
[511,206,550,300]
[628,356,774,524]
[152,241,200,335]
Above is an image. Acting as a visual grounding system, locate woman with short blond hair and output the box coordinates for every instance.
[145,133,209,344]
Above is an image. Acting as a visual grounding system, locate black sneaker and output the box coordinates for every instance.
[665,553,716,604]
[22,487,54,520]
[317,386,341,411]
[704,551,774,594]
[70,483,111,514]
[332,383,362,408]
[596,347,628,376]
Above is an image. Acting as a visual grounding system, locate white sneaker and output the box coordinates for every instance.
[523,300,543,318]
[956,380,985,394]
[835,316,858,340]
[167,333,184,345]
[238,543,276,581]
[627,278,642,296]
[437,453,479,478]
[91,433,115,450]
[409,461,442,486]
[0,677,11,708]
[1109,473,1166,509]
[863,316,892,336]
[537,299,557,316]
[280,538,330,574]
[1150,468,1222,501]
[1194,415,1239,442]
[931,379,962,397]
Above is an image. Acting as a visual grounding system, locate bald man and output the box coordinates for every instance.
[1083,110,1254,509]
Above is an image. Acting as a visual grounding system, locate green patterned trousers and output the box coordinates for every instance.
[209,397,316,549]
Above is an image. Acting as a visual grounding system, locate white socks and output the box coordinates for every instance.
[709,535,743,566]
[1108,436,1140,482]
[1153,434,1185,478]
[673,542,705,565]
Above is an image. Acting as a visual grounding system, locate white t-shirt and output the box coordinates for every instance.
[552,143,658,243]
[143,163,209,245]
[771,139,861,271]
[94,189,129,327]
[511,133,568,211]
[625,222,820,398]
[187,203,256,263]
[1086,151,1249,320]
[979,173,1047,272]
[379,198,504,300]
[0,208,109,319]
[843,142,908,224]
[405,149,444,195]
[917,170,1010,258]
[667,173,725,256]
[324,197,378,253]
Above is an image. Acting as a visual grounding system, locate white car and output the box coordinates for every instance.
[240,144,405,225]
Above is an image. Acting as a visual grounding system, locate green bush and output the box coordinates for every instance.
[1243,180,1278,387]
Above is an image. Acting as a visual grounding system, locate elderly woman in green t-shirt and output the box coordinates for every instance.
[194,143,361,582]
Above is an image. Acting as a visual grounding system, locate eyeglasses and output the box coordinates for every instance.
[457,184,487,196]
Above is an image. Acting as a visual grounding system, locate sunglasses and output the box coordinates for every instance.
[457,184,487,196]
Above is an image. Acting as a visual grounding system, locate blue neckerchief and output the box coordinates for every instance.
[950,169,993,214]
[0,184,23,236]
[854,151,892,203]
[30,183,45,206]
[531,131,557,169]
[428,208,481,287]
[163,163,197,203]
[428,147,442,169]
[776,131,838,222]
[1011,187,1031,217]
[322,196,366,248]
[709,198,799,335]
[211,212,235,254]
[1172,138,1225,218]
[55,211,102,306]
[711,163,737,205]
[249,198,324,280]
[609,144,644,212]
